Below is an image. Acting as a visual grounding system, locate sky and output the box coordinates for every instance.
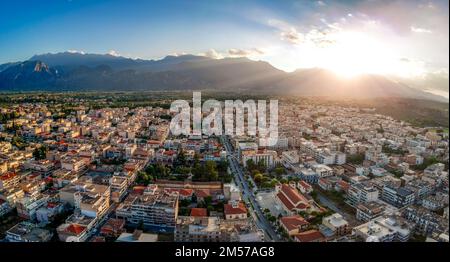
[0,0,448,95]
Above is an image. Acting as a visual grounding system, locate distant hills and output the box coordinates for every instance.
[0,51,447,102]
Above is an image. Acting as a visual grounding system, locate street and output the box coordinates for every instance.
[221,136,280,241]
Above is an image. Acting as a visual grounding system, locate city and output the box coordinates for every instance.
[0,93,448,243]
[0,2,449,259]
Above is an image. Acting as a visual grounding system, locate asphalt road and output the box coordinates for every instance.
[222,136,280,241]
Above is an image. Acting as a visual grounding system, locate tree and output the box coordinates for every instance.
[191,193,198,203]
[274,167,285,176]
[257,159,267,172]
[254,173,264,184]
[347,154,365,165]
[33,146,48,160]
[246,159,256,171]
[174,149,187,167]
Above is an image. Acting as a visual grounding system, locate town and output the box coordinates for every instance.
[0,93,448,243]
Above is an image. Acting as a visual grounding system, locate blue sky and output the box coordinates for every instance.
[0,0,449,94]
[0,0,290,61]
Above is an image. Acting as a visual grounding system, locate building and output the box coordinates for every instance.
[281,151,300,168]
[0,199,13,216]
[110,175,128,203]
[56,213,96,242]
[297,181,313,194]
[322,213,349,236]
[293,230,326,242]
[36,201,65,224]
[242,150,277,168]
[381,185,415,208]
[59,179,110,219]
[356,202,386,222]
[224,201,247,220]
[6,221,53,242]
[352,215,412,242]
[116,230,158,242]
[280,215,309,236]
[116,184,179,232]
[175,216,238,242]
[346,182,379,207]
[422,194,446,211]
[403,206,448,236]
[0,172,20,190]
[61,157,86,172]
[313,164,334,178]
[16,194,49,220]
[100,218,126,238]
[276,184,311,214]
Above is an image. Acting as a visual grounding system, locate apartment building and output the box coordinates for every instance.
[175,216,238,242]
[322,213,350,236]
[352,215,412,242]
[5,221,53,242]
[356,202,386,222]
[346,182,379,207]
[0,172,20,190]
[381,185,415,208]
[110,175,128,203]
[116,184,179,232]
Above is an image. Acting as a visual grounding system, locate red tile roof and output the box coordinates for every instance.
[101,218,125,234]
[190,208,208,217]
[65,224,86,235]
[278,184,310,211]
[179,189,194,197]
[298,181,311,189]
[294,230,325,242]
[132,186,146,195]
[47,202,59,208]
[280,216,309,231]
[0,172,17,181]
[277,192,295,210]
[224,202,247,215]
[195,189,211,198]
[337,180,350,191]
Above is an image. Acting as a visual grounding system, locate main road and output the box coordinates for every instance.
[221,135,280,241]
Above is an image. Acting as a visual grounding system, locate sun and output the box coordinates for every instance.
[320,31,392,78]
[270,30,426,78]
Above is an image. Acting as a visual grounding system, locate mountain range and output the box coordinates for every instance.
[0,52,447,102]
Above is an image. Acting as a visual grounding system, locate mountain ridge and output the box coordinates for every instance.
[0,52,447,103]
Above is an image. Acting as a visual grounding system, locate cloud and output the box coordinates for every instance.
[410,26,432,33]
[199,48,266,59]
[228,48,265,57]
[268,19,303,44]
[316,1,326,6]
[67,50,85,55]
[107,50,121,57]
[169,52,188,57]
[269,18,339,47]
[199,49,224,59]
[280,29,303,44]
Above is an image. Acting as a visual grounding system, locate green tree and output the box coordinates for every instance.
[254,173,264,184]
[33,146,48,160]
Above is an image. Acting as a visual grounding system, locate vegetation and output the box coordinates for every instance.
[382,145,406,155]
[307,210,334,225]
[0,112,20,124]
[11,136,27,150]
[412,156,441,171]
[33,145,48,160]
[347,153,365,165]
